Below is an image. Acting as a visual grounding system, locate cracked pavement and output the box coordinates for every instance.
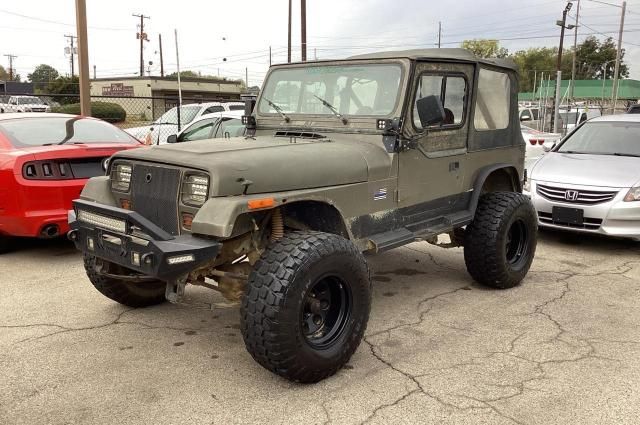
[1,231,640,425]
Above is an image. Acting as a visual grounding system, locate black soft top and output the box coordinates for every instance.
[347,48,517,71]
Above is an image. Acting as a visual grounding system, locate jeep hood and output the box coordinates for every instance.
[112,136,387,195]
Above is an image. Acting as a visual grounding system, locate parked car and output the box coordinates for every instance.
[166,111,245,144]
[628,104,640,114]
[0,113,142,253]
[528,114,640,240]
[69,48,537,383]
[125,102,245,145]
[558,106,600,132]
[0,95,51,113]
[521,125,561,173]
[519,106,542,130]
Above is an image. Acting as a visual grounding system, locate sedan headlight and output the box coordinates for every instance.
[182,174,209,206]
[624,187,640,202]
[111,163,132,192]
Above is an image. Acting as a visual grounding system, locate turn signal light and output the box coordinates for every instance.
[120,199,132,210]
[248,198,275,210]
[182,213,194,230]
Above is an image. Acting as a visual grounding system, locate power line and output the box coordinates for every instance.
[0,7,129,31]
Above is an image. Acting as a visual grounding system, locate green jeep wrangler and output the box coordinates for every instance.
[69,48,537,383]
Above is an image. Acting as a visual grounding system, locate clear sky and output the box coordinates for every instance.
[1,0,639,86]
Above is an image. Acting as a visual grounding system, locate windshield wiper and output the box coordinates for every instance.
[313,95,347,125]
[263,98,290,122]
[559,150,589,154]
[612,152,640,158]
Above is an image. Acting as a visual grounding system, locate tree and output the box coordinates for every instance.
[513,36,629,93]
[461,39,509,59]
[167,70,202,79]
[28,64,59,91]
[45,76,79,105]
[0,64,21,82]
[574,36,628,80]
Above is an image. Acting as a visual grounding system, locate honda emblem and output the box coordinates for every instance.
[565,190,579,201]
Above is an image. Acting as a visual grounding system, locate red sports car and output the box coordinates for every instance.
[0,113,142,253]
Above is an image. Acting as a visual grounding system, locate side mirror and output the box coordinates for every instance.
[416,95,445,128]
[167,134,178,144]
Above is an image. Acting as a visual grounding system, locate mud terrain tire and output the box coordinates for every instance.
[464,192,537,289]
[241,231,371,383]
[84,254,166,307]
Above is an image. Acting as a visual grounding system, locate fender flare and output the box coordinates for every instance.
[469,163,522,215]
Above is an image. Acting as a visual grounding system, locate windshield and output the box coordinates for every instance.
[0,117,139,147]
[258,64,402,117]
[557,121,640,156]
[18,97,44,105]
[156,106,200,125]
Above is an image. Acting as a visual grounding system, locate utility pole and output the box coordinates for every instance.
[611,1,626,114]
[553,2,574,133]
[269,46,272,67]
[314,48,317,61]
[438,21,442,48]
[75,0,91,116]
[133,13,150,77]
[287,0,292,63]
[158,33,165,77]
[174,29,182,131]
[93,64,96,79]
[301,0,307,61]
[245,67,248,88]
[570,0,580,102]
[3,54,17,80]
[64,34,77,77]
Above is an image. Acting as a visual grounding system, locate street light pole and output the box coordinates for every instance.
[553,2,574,133]
[611,0,626,114]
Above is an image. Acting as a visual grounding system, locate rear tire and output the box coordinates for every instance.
[241,231,371,383]
[464,192,537,289]
[0,235,13,254]
[83,254,166,307]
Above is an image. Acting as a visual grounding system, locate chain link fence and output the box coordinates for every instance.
[1,92,246,144]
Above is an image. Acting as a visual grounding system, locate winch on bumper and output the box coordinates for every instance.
[67,199,222,281]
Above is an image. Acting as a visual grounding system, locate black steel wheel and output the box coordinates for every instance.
[302,276,352,349]
[241,231,371,383]
[464,192,537,289]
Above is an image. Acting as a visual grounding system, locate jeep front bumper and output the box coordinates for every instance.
[68,199,221,281]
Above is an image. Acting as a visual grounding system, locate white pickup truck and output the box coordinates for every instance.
[0,95,51,113]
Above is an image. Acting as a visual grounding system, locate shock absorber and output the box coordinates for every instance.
[270,208,284,242]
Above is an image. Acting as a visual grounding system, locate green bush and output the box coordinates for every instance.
[52,101,126,123]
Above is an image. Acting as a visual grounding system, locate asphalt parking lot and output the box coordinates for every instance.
[1,232,640,425]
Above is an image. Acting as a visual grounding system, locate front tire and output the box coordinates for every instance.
[464,192,537,289]
[241,231,371,383]
[83,254,166,307]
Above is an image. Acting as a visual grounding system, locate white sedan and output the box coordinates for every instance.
[126,102,244,144]
[528,114,640,241]
[166,110,245,144]
[522,125,561,173]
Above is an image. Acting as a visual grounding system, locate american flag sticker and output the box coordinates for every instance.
[373,188,388,201]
